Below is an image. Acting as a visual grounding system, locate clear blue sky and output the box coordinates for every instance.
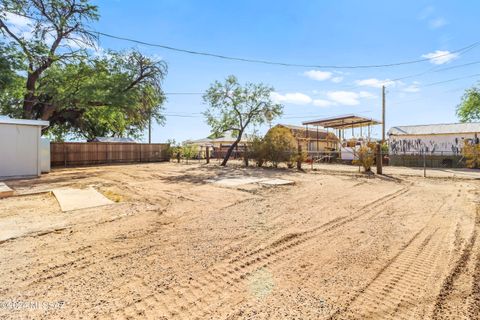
[91,0,480,142]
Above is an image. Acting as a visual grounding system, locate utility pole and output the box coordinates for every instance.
[382,85,386,143]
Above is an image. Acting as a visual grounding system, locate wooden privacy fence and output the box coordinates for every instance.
[51,142,170,167]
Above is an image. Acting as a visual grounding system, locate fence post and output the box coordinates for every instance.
[63,143,67,167]
[297,144,302,170]
[244,144,249,167]
[206,146,210,164]
[423,151,426,178]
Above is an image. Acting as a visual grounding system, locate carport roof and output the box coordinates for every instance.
[302,114,381,129]
[0,117,49,127]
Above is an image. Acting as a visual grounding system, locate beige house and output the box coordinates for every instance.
[187,132,252,158]
[269,124,338,152]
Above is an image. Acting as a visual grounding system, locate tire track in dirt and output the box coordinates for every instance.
[431,204,479,320]
[467,206,480,320]
[104,185,412,319]
[228,186,411,265]
[328,194,451,320]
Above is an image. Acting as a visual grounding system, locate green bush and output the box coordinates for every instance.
[353,145,375,172]
[263,126,298,168]
[181,143,198,164]
[247,136,267,167]
[463,143,480,168]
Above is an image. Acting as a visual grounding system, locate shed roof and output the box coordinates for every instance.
[388,122,480,136]
[0,117,49,127]
[302,114,381,129]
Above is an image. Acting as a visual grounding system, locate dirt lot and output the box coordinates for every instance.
[0,162,479,319]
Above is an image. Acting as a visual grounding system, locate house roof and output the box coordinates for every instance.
[0,116,49,128]
[188,132,251,145]
[302,114,381,129]
[388,122,480,136]
[275,124,337,140]
[92,137,137,143]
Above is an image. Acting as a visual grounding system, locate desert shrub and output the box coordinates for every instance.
[381,142,389,155]
[353,145,375,172]
[264,126,298,168]
[166,139,182,161]
[463,142,480,168]
[181,143,198,164]
[247,136,267,167]
[288,148,308,168]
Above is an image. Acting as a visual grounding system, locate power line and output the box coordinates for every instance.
[6,11,479,70]
[419,73,480,88]
[94,30,480,70]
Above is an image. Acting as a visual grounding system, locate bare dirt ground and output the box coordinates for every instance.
[0,162,479,319]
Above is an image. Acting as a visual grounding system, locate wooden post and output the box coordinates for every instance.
[382,85,386,143]
[244,144,249,167]
[63,143,67,167]
[297,144,302,170]
[376,143,382,175]
[206,146,210,164]
[423,151,426,178]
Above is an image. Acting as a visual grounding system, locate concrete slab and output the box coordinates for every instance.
[206,177,294,187]
[207,177,265,187]
[259,179,295,186]
[52,187,114,212]
[0,182,14,198]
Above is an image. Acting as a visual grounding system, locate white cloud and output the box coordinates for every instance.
[312,99,333,107]
[418,6,435,20]
[358,91,376,99]
[326,91,361,106]
[272,89,376,107]
[355,78,396,88]
[331,76,343,83]
[3,12,34,39]
[429,17,447,29]
[4,12,31,29]
[303,70,344,83]
[422,50,458,65]
[303,70,333,81]
[402,82,421,93]
[270,92,312,105]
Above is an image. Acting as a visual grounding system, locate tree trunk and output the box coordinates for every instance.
[221,131,243,166]
[23,72,40,119]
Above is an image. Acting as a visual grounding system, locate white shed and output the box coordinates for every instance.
[0,117,50,179]
[388,122,480,155]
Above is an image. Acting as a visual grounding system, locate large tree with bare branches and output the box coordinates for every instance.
[203,75,283,166]
[0,0,99,119]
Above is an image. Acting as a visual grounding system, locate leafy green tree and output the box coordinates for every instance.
[457,86,480,122]
[38,50,167,140]
[203,75,283,166]
[0,49,167,141]
[0,0,99,119]
[0,43,25,115]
